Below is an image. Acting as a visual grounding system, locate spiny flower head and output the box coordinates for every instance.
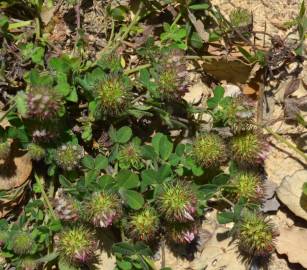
[230,172,264,203]
[126,207,159,242]
[237,211,276,256]
[118,142,143,169]
[229,8,252,28]
[53,189,80,222]
[27,143,45,161]
[26,86,62,120]
[85,191,123,228]
[56,226,97,266]
[55,143,84,171]
[96,74,131,115]
[0,141,11,160]
[167,222,199,244]
[157,49,189,99]
[21,257,39,270]
[158,182,197,222]
[193,133,226,168]
[11,231,34,255]
[230,131,269,164]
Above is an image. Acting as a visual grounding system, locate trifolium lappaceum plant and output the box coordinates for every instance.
[117,141,143,169]
[84,191,123,228]
[229,8,252,29]
[27,143,45,161]
[228,172,264,203]
[236,211,277,257]
[26,86,63,120]
[155,49,189,99]
[11,231,34,255]
[125,206,160,242]
[55,226,97,266]
[95,73,132,116]
[158,182,197,223]
[53,189,80,222]
[55,143,84,171]
[193,133,226,168]
[230,131,269,165]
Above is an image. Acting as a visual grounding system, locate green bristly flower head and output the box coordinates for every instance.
[57,226,97,265]
[230,172,264,203]
[96,74,131,115]
[0,141,11,160]
[21,256,39,270]
[127,207,159,242]
[158,182,197,222]
[118,142,143,169]
[167,222,199,244]
[230,131,268,164]
[27,143,45,161]
[193,133,226,168]
[55,143,84,171]
[85,191,123,228]
[237,211,276,256]
[12,232,34,255]
[229,8,252,28]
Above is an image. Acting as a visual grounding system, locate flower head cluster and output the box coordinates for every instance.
[85,191,123,228]
[157,49,189,99]
[56,226,97,266]
[26,87,62,120]
[0,141,10,160]
[53,189,80,222]
[96,74,131,116]
[230,172,264,203]
[21,256,39,270]
[167,222,199,244]
[118,142,143,169]
[27,143,45,161]
[230,131,269,165]
[237,211,276,256]
[193,133,226,168]
[11,232,34,255]
[55,143,84,171]
[158,182,197,222]
[126,207,159,242]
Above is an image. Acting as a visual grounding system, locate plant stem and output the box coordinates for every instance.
[265,127,307,162]
[111,3,143,52]
[35,17,40,40]
[107,19,115,47]
[220,195,235,207]
[124,63,151,75]
[0,103,16,123]
[161,237,166,268]
[34,174,57,220]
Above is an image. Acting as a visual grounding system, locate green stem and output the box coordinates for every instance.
[35,17,40,40]
[34,174,57,220]
[124,63,151,75]
[171,13,182,27]
[265,127,307,162]
[111,3,143,51]
[107,19,115,47]
[0,103,16,123]
[220,195,235,208]
[8,20,32,30]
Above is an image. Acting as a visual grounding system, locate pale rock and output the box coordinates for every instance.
[223,84,241,97]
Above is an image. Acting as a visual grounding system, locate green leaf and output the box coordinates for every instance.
[151,133,163,154]
[55,73,71,96]
[157,164,172,183]
[159,135,173,160]
[141,145,157,160]
[95,154,108,170]
[119,188,144,210]
[59,175,71,188]
[115,126,132,143]
[15,91,28,117]
[82,155,95,169]
[217,211,234,224]
[189,3,209,10]
[212,174,230,186]
[190,31,204,49]
[207,86,225,108]
[192,166,204,176]
[303,182,307,196]
[140,169,157,192]
[98,175,115,189]
[116,170,140,189]
[117,260,132,270]
[66,87,78,102]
